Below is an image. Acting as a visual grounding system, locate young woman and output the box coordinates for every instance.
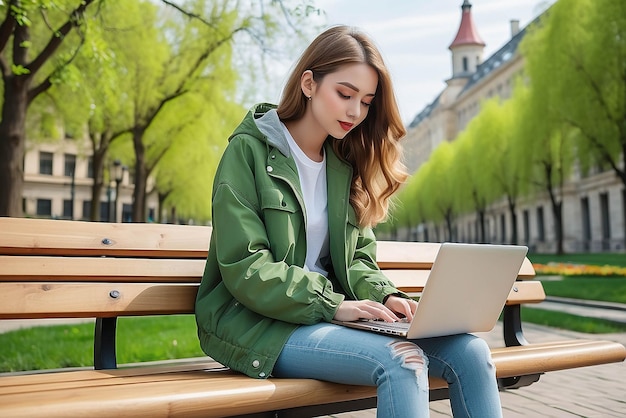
[195,25,503,417]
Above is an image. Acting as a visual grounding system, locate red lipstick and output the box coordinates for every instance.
[339,121,353,131]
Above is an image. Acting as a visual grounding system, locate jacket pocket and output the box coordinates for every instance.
[260,188,297,213]
[259,188,303,263]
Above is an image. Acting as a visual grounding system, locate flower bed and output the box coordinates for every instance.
[533,263,626,277]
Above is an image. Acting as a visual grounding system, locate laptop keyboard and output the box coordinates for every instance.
[360,319,410,331]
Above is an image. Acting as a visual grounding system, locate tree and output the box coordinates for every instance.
[512,79,575,254]
[1,0,317,220]
[90,0,315,222]
[414,141,457,241]
[522,0,626,244]
[451,119,502,243]
[48,2,131,221]
[468,97,526,244]
[0,0,100,216]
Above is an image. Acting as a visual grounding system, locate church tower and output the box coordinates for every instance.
[449,0,485,78]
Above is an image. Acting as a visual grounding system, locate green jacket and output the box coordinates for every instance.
[195,103,403,379]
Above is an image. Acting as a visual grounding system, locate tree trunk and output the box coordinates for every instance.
[445,208,454,241]
[0,76,28,217]
[157,191,166,224]
[552,201,564,255]
[131,127,147,222]
[89,128,120,222]
[0,0,97,217]
[477,209,486,243]
[88,131,110,222]
[507,196,518,245]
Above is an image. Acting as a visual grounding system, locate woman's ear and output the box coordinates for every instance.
[300,70,315,99]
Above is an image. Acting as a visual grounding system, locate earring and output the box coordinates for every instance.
[307,96,312,101]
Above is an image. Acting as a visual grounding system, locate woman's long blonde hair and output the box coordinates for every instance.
[277,25,408,227]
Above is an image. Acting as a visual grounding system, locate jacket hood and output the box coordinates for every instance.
[230,103,291,158]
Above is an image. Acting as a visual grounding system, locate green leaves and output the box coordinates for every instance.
[11,64,31,75]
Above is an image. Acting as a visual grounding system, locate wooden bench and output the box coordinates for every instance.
[0,217,624,417]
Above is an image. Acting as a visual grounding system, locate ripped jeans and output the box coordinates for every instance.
[273,323,502,418]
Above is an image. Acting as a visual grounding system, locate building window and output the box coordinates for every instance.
[63,199,73,219]
[36,199,52,217]
[87,157,94,179]
[83,200,91,221]
[462,56,468,72]
[64,154,76,177]
[100,201,110,222]
[123,204,133,223]
[581,197,591,251]
[536,206,545,242]
[39,152,53,175]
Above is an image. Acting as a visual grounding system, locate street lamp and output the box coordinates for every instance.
[112,160,125,223]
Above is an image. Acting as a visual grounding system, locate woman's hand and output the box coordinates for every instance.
[333,300,400,322]
[384,295,418,322]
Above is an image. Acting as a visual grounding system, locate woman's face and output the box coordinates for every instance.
[310,63,378,139]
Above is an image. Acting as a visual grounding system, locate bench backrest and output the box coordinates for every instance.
[0,218,540,320]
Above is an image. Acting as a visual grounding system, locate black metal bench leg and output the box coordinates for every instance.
[503,304,529,347]
[94,317,118,369]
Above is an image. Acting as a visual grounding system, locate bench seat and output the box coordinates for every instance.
[0,217,624,417]
[2,338,625,418]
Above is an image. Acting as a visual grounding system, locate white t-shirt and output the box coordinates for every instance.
[282,123,330,276]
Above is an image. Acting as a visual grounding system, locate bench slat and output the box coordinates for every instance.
[0,218,535,278]
[0,279,545,319]
[375,241,440,269]
[0,283,197,319]
[0,359,226,392]
[375,241,536,278]
[1,340,623,418]
[506,281,546,304]
[0,218,211,258]
[0,373,380,418]
[0,256,205,282]
[491,339,626,375]
[383,270,545,303]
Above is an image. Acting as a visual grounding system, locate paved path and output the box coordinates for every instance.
[540,297,626,324]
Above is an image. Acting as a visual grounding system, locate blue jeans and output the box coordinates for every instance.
[273,323,502,418]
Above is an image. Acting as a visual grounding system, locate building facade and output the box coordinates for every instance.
[401,1,625,253]
[22,137,158,222]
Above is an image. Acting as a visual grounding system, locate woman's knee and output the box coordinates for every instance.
[388,340,428,374]
[464,335,493,364]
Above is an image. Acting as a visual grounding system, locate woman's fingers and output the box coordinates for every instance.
[384,296,418,322]
[334,300,400,322]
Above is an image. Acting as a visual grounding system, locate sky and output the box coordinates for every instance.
[257,0,555,124]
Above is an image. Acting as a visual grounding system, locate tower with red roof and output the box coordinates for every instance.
[449,0,485,78]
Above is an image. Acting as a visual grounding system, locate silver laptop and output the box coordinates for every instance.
[332,242,528,339]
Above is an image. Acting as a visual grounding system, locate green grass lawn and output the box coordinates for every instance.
[521,307,626,334]
[0,315,204,372]
[540,277,626,304]
[528,252,626,304]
